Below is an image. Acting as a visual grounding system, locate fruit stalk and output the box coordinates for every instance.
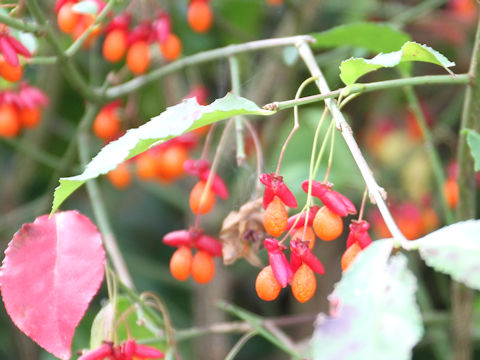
[296,41,409,248]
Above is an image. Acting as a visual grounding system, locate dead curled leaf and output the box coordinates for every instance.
[219,198,265,267]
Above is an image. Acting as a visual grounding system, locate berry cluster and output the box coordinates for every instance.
[0,84,48,138]
[78,339,163,360]
[256,174,372,303]
[0,24,32,83]
[163,228,222,284]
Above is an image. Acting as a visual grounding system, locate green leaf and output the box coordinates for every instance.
[90,296,164,350]
[51,94,273,214]
[311,22,411,53]
[311,239,424,360]
[411,220,480,290]
[72,0,98,14]
[463,129,480,171]
[340,41,455,85]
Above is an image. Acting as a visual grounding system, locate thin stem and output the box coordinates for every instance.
[243,119,263,198]
[0,9,41,33]
[266,74,470,111]
[2,137,61,169]
[224,331,257,360]
[25,0,102,103]
[312,120,334,178]
[451,14,480,360]
[323,119,336,182]
[104,35,314,99]
[275,76,319,175]
[402,81,454,224]
[228,55,246,166]
[64,0,116,58]
[200,123,217,160]
[77,104,134,289]
[296,41,409,249]
[358,187,368,222]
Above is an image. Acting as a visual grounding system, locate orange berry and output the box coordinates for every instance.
[135,152,157,180]
[267,0,284,5]
[107,163,131,189]
[421,207,439,234]
[193,125,210,137]
[103,29,127,62]
[57,2,79,33]
[443,178,459,209]
[313,206,343,241]
[93,109,121,141]
[170,246,193,281]
[192,250,215,284]
[291,226,316,250]
[19,107,41,128]
[0,58,23,82]
[187,2,213,33]
[397,216,423,240]
[255,265,281,301]
[156,144,188,181]
[0,103,20,138]
[127,40,150,75]
[190,181,215,214]
[341,243,362,272]
[291,264,316,303]
[160,33,182,61]
[263,197,288,237]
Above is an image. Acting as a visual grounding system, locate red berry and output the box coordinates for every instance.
[255,265,281,301]
[0,58,23,82]
[107,163,131,189]
[57,2,79,33]
[0,103,20,138]
[18,107,41,128]
[160,33,182,61]
[192,250,215,284]
[127,40,150,75]
[103,28,128,62]
[93,109,121,141]
[170,246,193,281]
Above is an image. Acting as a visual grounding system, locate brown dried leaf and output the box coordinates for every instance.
[220,198,265,267]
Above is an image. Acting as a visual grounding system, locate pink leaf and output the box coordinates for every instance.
[0,210,106,360]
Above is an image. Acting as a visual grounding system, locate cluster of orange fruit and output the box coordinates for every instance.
[0,85,48,138]
[255,175,372,303]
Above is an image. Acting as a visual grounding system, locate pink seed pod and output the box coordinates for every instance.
[302,180,356,217]
[78,343,113,360]
[264,238,293,288]
[134,344,164,358]
[260,173,297,209]
[290,240,324,275]
[346,220,372,249]
[163,230,192,247]
[195,234,223,257]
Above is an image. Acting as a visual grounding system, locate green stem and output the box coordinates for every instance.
[402,83,454,224]
[266,74,470,111]
[104,35,314,99]
[296,41,410,249]
[451,14,480,360]
[64,0,116,58]
[2,137,61,169]
[77,104,134,289]
[25,0,102,103]
[0,10,41,33]
[224,331,257,360]
[228,55,246,166]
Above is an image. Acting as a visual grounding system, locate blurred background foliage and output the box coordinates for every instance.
[0,0,479,359]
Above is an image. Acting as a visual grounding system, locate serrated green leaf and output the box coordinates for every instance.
[90,296,164,350]
[340,41,455,85]
[311,22,410,53]
[311,239,423,360]
[72,0,98,14]
[411,220,480,290]
[464,129,480,171]
[51,94,273,214]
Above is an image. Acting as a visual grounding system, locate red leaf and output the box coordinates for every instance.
[0,211,106,360]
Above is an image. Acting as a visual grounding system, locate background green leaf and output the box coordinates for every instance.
[464,129,480,171]
[411,220,480,290]
[311,22,410,53]
[311,239,424,360]
[51,94,273,214]
[71,0,98,15]
[339,41,455,85]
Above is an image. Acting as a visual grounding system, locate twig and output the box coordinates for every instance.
[228,55,246,166]
[296,41,409,249]
[104,35,315,99]
[77,104,135,289]
[224,331,257,360]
